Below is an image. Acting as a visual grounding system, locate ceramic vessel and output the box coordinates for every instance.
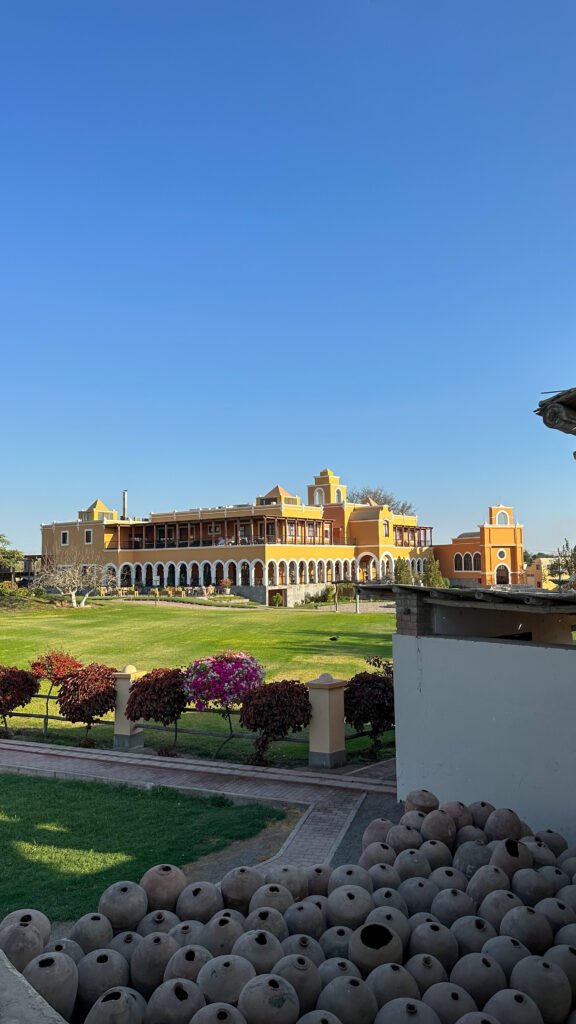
[374,997,442,1023]
[108,932,143,964]
[422,982,477,1024]
[510,956,572,1024]
[326,885,374,930]
[0,908,51,945]
[272,953,322,1012]
[403,953,447,993]
[196,953,256,1005]
[237,973,300,1024]
[130,932,180,998]
[139,864,187,913]
[143,978,205,1024]
[365,962,419,1007]
[77,948,130,1011]
[221,868,265,914]
[176,882,224,923]
[137,910,181,937]
[316,975,378,1024]
[231,929,284,974]
[70,914,114,954]
[163,943,213,982]
[23,951,78,1021]
[449,951,507,1006]
[98,882,148,932]
[0,921,44,970]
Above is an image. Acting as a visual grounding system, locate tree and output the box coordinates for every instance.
[126,668,188,749]
[30,650,83,739]
[34,550,112,608]
[57,663,117,744]
[0,666,40,734]
[422,555,449,588]
[394,557,413,584]
[347,488,415,515]
[548,540,576,590]
[344,665,395,760]
[0,534,24,586]
[239,680,312,765]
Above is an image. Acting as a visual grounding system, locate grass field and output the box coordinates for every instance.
[0,775,283,919]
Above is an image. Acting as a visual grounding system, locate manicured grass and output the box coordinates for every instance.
[0,774,283,920]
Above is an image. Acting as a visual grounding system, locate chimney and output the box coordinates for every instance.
[122,490,128,520]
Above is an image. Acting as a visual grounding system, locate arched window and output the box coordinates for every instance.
[496,564,510,585]
[383,520,390,537]
[497,511,509,525]
[335,489,342,503]
[463,553,473,571]
[454,554,463,571]
[473,553,481,571]
[314,488,324,505]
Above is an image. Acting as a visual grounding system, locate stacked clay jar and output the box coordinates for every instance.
[3,791,576,1022]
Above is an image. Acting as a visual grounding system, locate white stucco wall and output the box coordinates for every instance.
[394,634,576,842]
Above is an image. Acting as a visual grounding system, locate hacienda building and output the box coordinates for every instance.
[40,469,524,605]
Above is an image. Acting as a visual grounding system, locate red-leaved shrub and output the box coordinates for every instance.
[344,663,394,760]
[57,663,117,743]
[30,649,83,739]
[125,668,187,748]
[0,666,40,733]
[239,680,312,765]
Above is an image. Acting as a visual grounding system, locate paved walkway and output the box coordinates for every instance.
[0,740,397,868]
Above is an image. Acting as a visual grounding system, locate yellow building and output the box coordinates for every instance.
[525,557,556,591]
[434,506,525,587]
[41,469,435,606]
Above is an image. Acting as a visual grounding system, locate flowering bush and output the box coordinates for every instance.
[0,666,40,733]
[30,649,84,739]
[57,663,117,744]
[126,668,187,749]
[240,680,311,765]
[183,651,265,714]
[344,662,394,761]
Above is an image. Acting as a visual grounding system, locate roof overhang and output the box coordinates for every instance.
[357,582,576,616]
[535,388,576,436]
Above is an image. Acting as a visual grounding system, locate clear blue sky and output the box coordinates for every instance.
[1,1,575,553]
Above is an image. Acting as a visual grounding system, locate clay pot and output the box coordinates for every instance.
[543,944,576,1001]
[540,868,571,895]
[197,953,256,1004]
[0,908,51,945]
[359,844,397,870]
[232,930,284,973]
[420,812,456,849]
[558,846,576,867]
[453,842,491,881]
[555,923,576,946]
[329,865,374,894]
[297,1014,341,1024]
[70,913,114,953]
[245,908,289,941]
[317,975,378,1024]
[176,882,224,923]
[45,937,84,963]
[478,889,522,929]
[319,925,352,959]
[500,907,554,956]
[512,870,554,907]
[386,826,424,854]
[408,913,439,932]
[221,867,265,913]
[365,963,420,1007]
[139,864,187,912]
[534,897,576,933]
[561,858,576,879]
[405,790,439,815]
[556,884,576,911]
[130,932,180,998]
[281,933,325,965]
[77,949,130,1011]
[481,935,531,978]
[362,820,394,849]
[483,989,546,1024]
[265,865,308,901]
[170,920,205,946]
[366,907,410,950]
[284,901,325,939]
[465,865,510,905]
[198,914,245,955]
[348,923,403,977]
[522,840,557,868]
[272,953,322,1012]
[318,956,362,985]
[467,801,495,830]
[108,932,142,964]
[430,889,476,927]
[484,807,522,842]
[510,956,572,1024]
[98,882,148,932]
[0,921,44,970]
[144,978,205,1024]
[375,998,442,1023]
[450,916,496,956]
[394,852,431,882]
[397,878,439,915]
[164,943,213,982]
[23,952,78,1020]
[408,922,459,971]
[449,952,507,1006]
[455,827,487,848]
[443,1016,499,1024]
[534,830,568,857]
[429,867,468,892]
[400,811,426,830]
[373,889,408,914]
[404,953,447,994]
[419,841,453,870]
[422,982,477,1023]
[137,910,181,936]
[306,865,333,897]
[249,885,294,915]
[439,801,473,829]
[490,839,533,877]
[190,1003,247,1024]
[326,885,374,929]
[238,973,300,1024]
[370,866,402,891]
[84,987,146,1024]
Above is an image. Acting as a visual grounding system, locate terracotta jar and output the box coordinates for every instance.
[245,908,289,941]
[555,923,576,946]
[453,1015,500,1024]
[249,885,294,915]
[408,913,439,933]
[429,867,467,893]
[399,811,426,830]
[238,973,300,1024]
[484,807,522,842]
[84,987,146,1024]
[439,801,473,829]
[137,910,181,936]
[397,878,439,916]
[281,933,325,965]
[453,842,491,881]
[70,913,114,954]
[98,881,148,932]
[419,842,453,871]
[430,888,476,927]
[541,944,576,1001]
[319,925,352,959]
[317,974,378,1024]
[365,962,420,1007]
[23,951,78,1021]
[108,931,143,964]
[522,840,557,868]
[450,915,496,956]
[386,826,424,854]
[366,907,410,950]
[77,948,130,1012]
[540,867,571,896]
[273,953,322,1012]
[404,790,439,814]
[196,953,256,1004]
[297,1013,342,1024]
[144,978,205,1024]
[483,988,547,1024]
[455,827,487,848]
[394,851,432,882]
[318,956,362,986]
[139,864,187,912]
[306,865,333,897]
[512,869,554,908]
[130,932,180,998]
[170,920,205,946]
[420,812,456,849]
[534,829,568,857]
[265,865,308,901]
[408,922,459,971]
[370,865,402,891]
[465,865,510,905]
[231,929,284,974]
[500,906,554,956]
[284,901,325,939]
[328,865,373,894]
[481,935,531,978]
[477,889,522,929]
[0,921,44,971]
[163,943,213,982]
[0,908,51,945]
[176,882,224,923]
[403,953,447,994]
[326,885,374,930]
[362,819,394,849]
[510,956,572,1024]
[359,844,396,870]
[190,1003,247,1024]
[348,923,404,977]
[490,839,534,877]
[534,897,576,933]
[373,887,406,916]
[467,801,495,830]
[198,914,245,955]
[221,867,265,914]
[44,937,84,963]
[449,952,507,1006]
[374,997,442,1023]
[422,982,477,1024]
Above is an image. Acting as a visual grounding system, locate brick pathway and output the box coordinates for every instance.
[0,740,396,868]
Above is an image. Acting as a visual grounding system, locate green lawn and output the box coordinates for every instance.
[0,775,283,920]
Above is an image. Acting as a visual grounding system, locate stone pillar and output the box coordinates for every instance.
[307,673,347,769]
[113,664,144,751]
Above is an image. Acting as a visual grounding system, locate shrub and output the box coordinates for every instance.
[57,663,117,744]
[30,649,83,738]
[271,593,284,607]
[239,680,312,765]
[335,582,355,601]
[344,664,394,760]
[220,578,232,588]
[126,668,187,747]
[0,666,40,733]
[184,651,264,714]
[394,558,413,584]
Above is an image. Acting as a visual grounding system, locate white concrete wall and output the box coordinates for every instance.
[394,634,576,842]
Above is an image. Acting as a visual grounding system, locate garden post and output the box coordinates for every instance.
[113,664,144,750]
[307,673,347,769]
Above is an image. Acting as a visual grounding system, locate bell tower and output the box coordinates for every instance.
[307,469,347,506]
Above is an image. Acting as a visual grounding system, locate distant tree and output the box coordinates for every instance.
[548,540,576,589]
[0,535,24,586]
[347,487,415,515]
[422,555,449,589]
[394,558,413,584]
[35,551,112,608]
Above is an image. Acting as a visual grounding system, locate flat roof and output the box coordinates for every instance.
[357,582,576,615]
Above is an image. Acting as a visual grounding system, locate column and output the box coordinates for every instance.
[307,674,347,768]
[113,665,144,751]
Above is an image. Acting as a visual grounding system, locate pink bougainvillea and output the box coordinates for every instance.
[183,651,265,715]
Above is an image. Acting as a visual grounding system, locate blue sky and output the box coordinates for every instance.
[1,1,575,553]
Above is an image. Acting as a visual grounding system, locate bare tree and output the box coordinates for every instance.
[35,550,114,608]
[347,487,415,515]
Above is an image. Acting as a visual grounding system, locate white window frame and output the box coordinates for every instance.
[84,529,93,545]
[61,531,69,546]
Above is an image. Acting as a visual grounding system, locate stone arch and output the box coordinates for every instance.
[166,563,176,587]
[496,563,510,584]
[289,560,297,585]
[308,560,317,584]
[463,553,473,571]
[335,488,342,503]
[105,564,119,586]
[278,560,288,585]
[334,560,342,582]
[240,561,250,586]
[317,560,325,584]
[154,563,165,587]
[120,563,133,587]
[177,562,188,586]
[454,554,463,571]
[343,560,350,581]
[144,564,153,587]
[252,560,264,586]
[314,487,324,505]
[190,562,200,586]
[267,561,277,586]
[214,561,224,585]
[351,560,358,581]
[473,552,482,571]
[134,564,143,587]
[497,510,509,525]
[226,561,237,585]
[299,560,307,584]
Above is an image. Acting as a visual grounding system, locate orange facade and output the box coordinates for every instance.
[434,506,524,587]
